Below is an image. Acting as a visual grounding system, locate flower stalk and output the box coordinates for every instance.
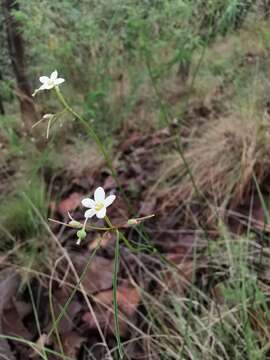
[54,87,131,211]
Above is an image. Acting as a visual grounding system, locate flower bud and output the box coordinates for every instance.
[43,113,54,120]
[127,219,138,225]
[76,229,87,245]
[69,220,82,229]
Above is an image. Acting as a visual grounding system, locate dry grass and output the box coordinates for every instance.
[133,224,270,360]
[155,113,270,212]
[60,140,105,179]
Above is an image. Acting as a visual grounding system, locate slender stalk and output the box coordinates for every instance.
[27,282,49,360]
[47,237,101,338]
[0,334,73,360]
[113,230,124,359]
[144,53,202,201]
[49,271,65,358]
[48,217,114,231]
[54,87,132,212]
[143,48,215,245]
[105,216,124,358]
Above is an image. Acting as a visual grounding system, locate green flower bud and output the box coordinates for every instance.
[69,220,83,229]
[127,218,138,225]
[76,229,87,245]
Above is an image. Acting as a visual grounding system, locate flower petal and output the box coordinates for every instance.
[81,198,95,208]
[39,76,49,84]
[55,78,65,85]
[96,207,106,219]
[50,70,58,80]
[84,208,96,218]
[94,187,105,202]
[44,83,54,90]
[104,195,116,207]
[39,83,50,91]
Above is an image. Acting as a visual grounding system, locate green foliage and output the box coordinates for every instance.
[0,175,47,242]
[1,0,256,135]
[1,1,270,358]
[0,115,22,153]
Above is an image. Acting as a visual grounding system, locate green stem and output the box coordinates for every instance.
[47,238,101,338]
[144,52,202,201]
[27,282,49,360]
[54,87,132,212]
[48,217,115,231]
[113,230,124,359]
[0,334,73,360]
[105,216,139,252]
[105,216,124,358]
[49,271,65,357]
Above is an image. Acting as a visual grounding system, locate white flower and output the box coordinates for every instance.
[32,70,65,96]
[42,113,54,120]
[82,187,116,219]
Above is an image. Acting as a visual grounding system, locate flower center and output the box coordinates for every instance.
[47,79,54,86]
[95,202,104,211]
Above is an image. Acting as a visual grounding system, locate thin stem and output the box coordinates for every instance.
[49,266,65,358]
[105,216,138,252]
[113,230,124,359]
[0,334,73,360]
[105,216,124,358]
[48,218,115,231]
[54,87,132,212]
[118,232,139,252]
[144,52,202,200]
[27,282,49,360]
[23,194,112,358]
[47,237,101,338]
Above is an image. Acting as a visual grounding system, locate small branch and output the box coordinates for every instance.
[48,218,114,231]
[48,213,155,232]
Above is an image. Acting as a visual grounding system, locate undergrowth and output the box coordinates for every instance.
[2,1,270,360]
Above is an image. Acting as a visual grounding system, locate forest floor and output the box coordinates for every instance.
[2,21,270,360]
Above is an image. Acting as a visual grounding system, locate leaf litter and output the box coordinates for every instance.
[3,123,269,359]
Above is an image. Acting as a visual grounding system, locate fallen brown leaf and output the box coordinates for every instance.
[162,254,194,296]
[62,331,85,359]
[82,285,140,337]
[89,232,114,251]
[58,192,84,217]
[48,286,81,334]
[2,299,32,340]
[29,334,50,359]
[0,269,21,360]
[72,254,113,294]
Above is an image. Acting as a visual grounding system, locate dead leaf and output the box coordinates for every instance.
[120,131,143,152]
[48,286,81,334]
[0,269,21,360]
[103,176,116,190]
[29,334,50,359]
[58,192,84,217]
[162,255,194,296]
[62,331,85,359]
[2,299,32,340]
[72,254,113,294]
[139,197,157,216]
[82,285,140,337]
[89,232,114,251]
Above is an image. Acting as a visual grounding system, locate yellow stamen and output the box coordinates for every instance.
[95,202,104,211]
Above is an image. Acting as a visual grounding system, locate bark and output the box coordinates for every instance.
[0,71,5,114]
[0,98,4,115]
[2,0,38,132]
[177,60,191,86]
[263,0,270,18]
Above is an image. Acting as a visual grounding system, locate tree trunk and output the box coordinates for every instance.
[263,0,270,18]
[2,0,38,132]
[0,97,5,115]
[0,71,5,115]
